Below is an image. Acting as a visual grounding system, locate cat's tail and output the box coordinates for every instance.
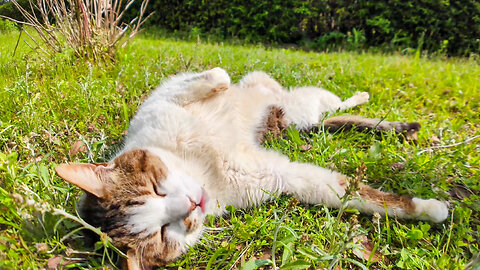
[319,115,421,140]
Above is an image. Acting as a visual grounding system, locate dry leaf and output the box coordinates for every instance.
[299,144,312,151]
[47,255,75,270]
[390,162,405,171]
[97,115,106,123]
[87,123,99,133]
[69,141,87,156]
[449,184,473,200]
[259,249,272,260]
[430,135,442,145]
[352,235,383,263]
[47,255,63,269]
[35,243,48,253]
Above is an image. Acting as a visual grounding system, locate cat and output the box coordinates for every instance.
[55,68,449,269]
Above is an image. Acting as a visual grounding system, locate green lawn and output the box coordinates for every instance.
[0,30,479,269]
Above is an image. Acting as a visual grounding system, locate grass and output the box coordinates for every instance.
[0,29,479,269]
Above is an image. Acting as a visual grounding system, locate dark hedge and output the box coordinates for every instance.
[2,0,479,56]
[140,0,480,56]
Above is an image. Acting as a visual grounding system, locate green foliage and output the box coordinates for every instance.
[0,18,16,32]
[138,0,480,56]
[0,0,31,21]
[0,30,479,268]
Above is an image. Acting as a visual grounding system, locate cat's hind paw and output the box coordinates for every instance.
[204,67,230,93]
[412,198,449,223]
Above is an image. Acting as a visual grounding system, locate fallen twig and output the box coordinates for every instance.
[417,135,480,155]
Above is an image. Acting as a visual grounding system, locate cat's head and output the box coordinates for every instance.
[55,149,207,269]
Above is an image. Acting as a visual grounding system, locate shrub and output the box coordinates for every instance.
[1,0,151,61]
[135,0,480,56]
[0,0,24,22]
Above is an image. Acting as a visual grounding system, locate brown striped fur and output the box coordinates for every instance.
[321,115,421,141]
[258,113,421,143]
[257,106,288,143]
[78,149,189,267]
[337,174,416,215]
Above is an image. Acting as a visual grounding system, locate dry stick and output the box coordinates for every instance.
[14,0,58,51]
[23,28,53,57]
[114,0,136,25]
[113,17,136,44]
[131,11,153,38]
[132,0,151,34]
[78,0,91,38]
[417,135,480,155]
[0,15,37,27]
[105,0,113,32]
[228,241,253,270]
[12,27,23,57]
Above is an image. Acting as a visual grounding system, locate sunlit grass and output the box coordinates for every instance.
[0,29,479,269]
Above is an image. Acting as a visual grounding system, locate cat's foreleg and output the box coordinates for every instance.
[281,162,449,223]
[153,67,230,106]
[335,92,370,111]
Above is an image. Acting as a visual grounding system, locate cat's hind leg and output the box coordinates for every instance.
[152,67,230,106]
[280,161,449,223]
[238,71,284,93]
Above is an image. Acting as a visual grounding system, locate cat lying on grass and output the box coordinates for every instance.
[55,68,449,269]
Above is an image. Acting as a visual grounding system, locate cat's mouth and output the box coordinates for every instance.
[199,188,208,213]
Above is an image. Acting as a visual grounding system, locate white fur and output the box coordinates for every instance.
[412,198,449,223]
[126,147,206,245]
[120,68,448,250]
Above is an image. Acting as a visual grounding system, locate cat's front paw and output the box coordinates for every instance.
[412,198,449,223]
[352,91,370,105]
[204,67,230,93]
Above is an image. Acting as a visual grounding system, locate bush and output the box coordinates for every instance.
[0,0,31,22]
[1,0,151,61]
[136,0,480,56]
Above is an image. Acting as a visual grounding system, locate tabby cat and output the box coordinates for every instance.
[56,68,448,269]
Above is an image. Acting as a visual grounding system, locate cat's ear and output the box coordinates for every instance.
[55,163,107,198]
